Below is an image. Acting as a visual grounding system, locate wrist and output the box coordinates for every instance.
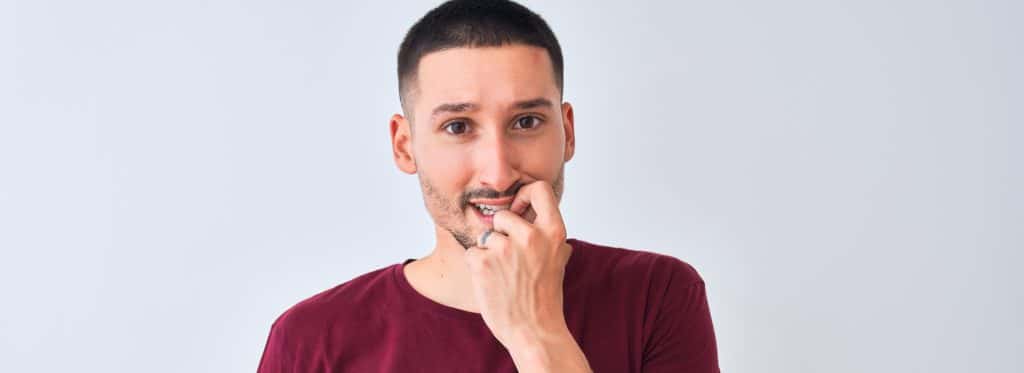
[506,326,571,362]
[506,327,591,373]
[504,319,569,353]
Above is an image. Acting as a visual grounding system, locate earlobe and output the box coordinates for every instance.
[562,102,576,162]
[390,114,418,174]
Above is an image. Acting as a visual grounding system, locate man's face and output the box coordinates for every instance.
[390,44,575,249]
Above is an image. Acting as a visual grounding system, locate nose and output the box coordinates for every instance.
[474,130,521,195]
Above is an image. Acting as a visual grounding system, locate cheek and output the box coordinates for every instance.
[519,134,566,172]
[545,128,567,157]
[425,150,474,183]
[416,145,474,198]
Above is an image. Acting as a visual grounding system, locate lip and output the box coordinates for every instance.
[470,204,495,227]
[469,197,514,206]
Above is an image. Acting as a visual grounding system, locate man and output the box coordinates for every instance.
[257,1,719,372]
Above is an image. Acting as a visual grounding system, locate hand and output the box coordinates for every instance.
[463,180,573,352]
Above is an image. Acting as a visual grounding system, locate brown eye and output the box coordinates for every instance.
[444,121,469,135]
[514,115,541,129]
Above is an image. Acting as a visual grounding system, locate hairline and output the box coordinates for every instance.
[399,43,564,125]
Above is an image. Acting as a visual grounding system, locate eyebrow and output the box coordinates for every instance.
[430,98,554,120]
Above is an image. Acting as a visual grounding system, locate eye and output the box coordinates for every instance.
[443,120,470,136]
[513,115,543,130]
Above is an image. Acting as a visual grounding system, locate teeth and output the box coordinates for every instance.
[474,203,510,216]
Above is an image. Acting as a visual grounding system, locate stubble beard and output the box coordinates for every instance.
[419,165,565,250]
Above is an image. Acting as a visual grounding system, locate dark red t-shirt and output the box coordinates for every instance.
[257,238,719,372]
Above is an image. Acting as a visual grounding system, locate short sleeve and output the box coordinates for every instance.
[641,257,720,373]
[257,316,292,373]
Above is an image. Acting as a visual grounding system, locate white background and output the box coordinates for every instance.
[1,0,1020,372]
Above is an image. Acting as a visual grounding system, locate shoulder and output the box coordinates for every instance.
[567,238,704,288]
[267,264,398,339]
[572,239,720,370]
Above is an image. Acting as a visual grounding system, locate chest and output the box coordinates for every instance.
[329,301,645,372]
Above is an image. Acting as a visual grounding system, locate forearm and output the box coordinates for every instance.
[507,327,593,373]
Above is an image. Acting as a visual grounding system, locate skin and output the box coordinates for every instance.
[388,44,591,372]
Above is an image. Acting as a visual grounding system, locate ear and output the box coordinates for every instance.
[561,102,576,162]
[390,113,417,174]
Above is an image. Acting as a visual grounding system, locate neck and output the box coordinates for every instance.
[404,225,481,313]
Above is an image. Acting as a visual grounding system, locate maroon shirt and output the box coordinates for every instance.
[257,238,719,372]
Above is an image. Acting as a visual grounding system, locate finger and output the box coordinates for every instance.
[477,229,510,252]
[509,181,564,233]
[471,230,511,265]
[463,245,487,273]
[521,205,537,224]
[491,210,532,240]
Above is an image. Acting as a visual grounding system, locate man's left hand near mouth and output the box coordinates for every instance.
[463,180,591,372]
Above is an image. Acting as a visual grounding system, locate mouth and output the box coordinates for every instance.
[469,202,512,226]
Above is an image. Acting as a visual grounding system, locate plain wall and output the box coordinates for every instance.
[1,0,1020,372]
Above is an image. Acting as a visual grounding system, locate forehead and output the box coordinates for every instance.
[413,44,559,114]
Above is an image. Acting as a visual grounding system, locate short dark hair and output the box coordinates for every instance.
[397,0,564,116]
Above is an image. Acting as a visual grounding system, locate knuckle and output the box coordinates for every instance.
[524,229,540,247]
[487,234,502,250]
[535,180,553,193]
[553,226,567,242]
[469,262,486,276]
[497,234,511,250]
[479,252,497,268]
[492,241,509,257]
